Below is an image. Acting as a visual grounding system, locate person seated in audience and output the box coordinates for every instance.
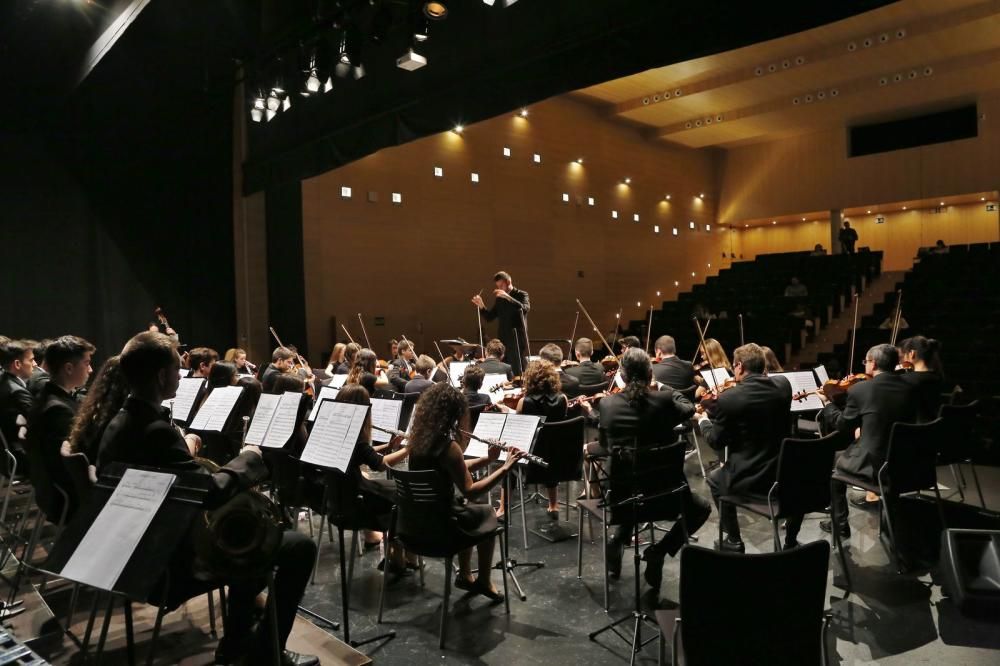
[931,239,949,255]
[563,337,607,386]
[695,344,794,552]
[407,382,525,602]
[810,243,827,256]
[27,339,52,396]
[818,344,919,536]
[325,342,346,375]
[651,335,696,391]
[514,359,569,518]
[404,355,437,395]
[477,339,513,380]
[224,348,255,375]
[97,332,318,666]
[0,339,37,468]
[66,355,128,463]
[387,339,418,392]
[761,346,784,374]
[783,276,809,298]
[261,347,296,393]
[27,335,96,521]
[187,347,218,379]
[345,348,390,395]
[538,343,581,398]
[898,336,945,423]
[461,365,493,410]
[335,342,360,375]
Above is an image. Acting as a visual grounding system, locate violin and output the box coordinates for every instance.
[792,373,869,403]
[601,355,620,374]
[695,377,738,414]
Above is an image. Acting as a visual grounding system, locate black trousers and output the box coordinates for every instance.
[610,487,711,558]
[708,467,805,545]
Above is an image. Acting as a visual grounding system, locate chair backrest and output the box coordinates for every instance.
[468,402,489,429]
[937,400,980,464]
[678,541,830,665]
[578,382,609,397]
[885,418,946,494]
[397,392,423,429]
[60,442,96,506]
[197,430,239,467]
[774,432,840,517]
[606,438,687,526]
[322,469,386,531]
[391,468,462,556]
[523,416,585,485]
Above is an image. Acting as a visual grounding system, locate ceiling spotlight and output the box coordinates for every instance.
[772,220,777,225]
[338,35,351,66]
[282,96,291,111]
[266,90,280,111]
[397,48,427,71]
[250,108,263,123]
[323,77,333,93]
[902,206,907,210]
[698,193,704,198]
[519,108,529,118]
[656,291,661,297]
[665,194,671,200]
[483,0,496,4]
[801,217,806,221]
[866,210,871,214]
[252,96,265,110]
[575,157,584,164]
[939,201,945,206]
[981,196,986,201]
[453,124,464,134]
[266,108,277,122]
[423,2,448,19]
[623,177,632,185]
[305,69,321,94]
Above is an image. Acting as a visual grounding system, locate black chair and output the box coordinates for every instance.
[394,392,423,430]
[578,382,609,398]
[655,541,831,666]
[576,438,689,611]
[719,432,841,551]
[937,401,985,509]
[831,418,947,589]
[523,417,585,542]
[377,468,509,648]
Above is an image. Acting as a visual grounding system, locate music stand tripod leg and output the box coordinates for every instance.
[493,470,544,602]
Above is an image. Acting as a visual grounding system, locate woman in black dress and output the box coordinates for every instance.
[515,359,568,519]
[407,382,524,602]
[899,336,945,422]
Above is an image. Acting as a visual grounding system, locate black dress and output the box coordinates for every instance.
[410,443,497,543]
[520,392,567,488]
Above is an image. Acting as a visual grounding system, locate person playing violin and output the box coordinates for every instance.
[461,365,494,410]
[898,336,945,423]
[538,343,581,399]
[477,339,514,380]
[651,335,696,392]
[563,337,606,386]
[695,344,793,552]
[472,271,530,376]
[387,339,418,392]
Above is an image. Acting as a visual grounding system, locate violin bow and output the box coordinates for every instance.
[692,315,720,394]
[738,313,745,346]
[357,313,373,349]
[340,324,357,345]
[847,293,860,375]
[645,305,654,353]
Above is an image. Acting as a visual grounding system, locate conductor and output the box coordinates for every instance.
[472,271,530,376]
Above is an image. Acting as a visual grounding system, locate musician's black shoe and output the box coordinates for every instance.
[606,541,624,578]
[783,540,800,551]
[713,536,745,554]
[819,520,851,538]
[642,551,665,589]
[850,495,879,508]
[278,650,320,666]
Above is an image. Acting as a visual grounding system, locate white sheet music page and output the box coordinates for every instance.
[370,398,403,443]
[699,367,732,389]
[448,362,470,388]
[261,392,303,448]
[300,401,368,472]
[614,371,626,390]
[188,386,242,431]
[483,374,509,405]
[166,377,204,423]
[814,365,830,385]
[773,371,824,412]
[61,469,175,591]
[244,394,280,446]
[500,414,540,452]
[468,412,507,458]
[308,386,341,421]
[326,374,348,389]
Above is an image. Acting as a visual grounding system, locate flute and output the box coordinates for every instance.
[458,429,548,468]
[372,424,407,439]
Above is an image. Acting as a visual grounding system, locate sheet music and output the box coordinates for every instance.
[300,401,369,472]
[165,377,204,423]
[483,374,509,405]
[370,398,403,443]
[189,386,243,432]
[699,367,732,389]
[244,394,280,446]
[61,469,175,591]
[325,374,348,389]
[500,414,540,451]
[261,392,303,448]
[773,371,824,412]
[308,386,341,421]
[814,365,830,385]
[448,361,470,387]
[467,412,507,458]
[614,371,625,389]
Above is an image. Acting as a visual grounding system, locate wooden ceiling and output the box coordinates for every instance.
[573,0,1000,148]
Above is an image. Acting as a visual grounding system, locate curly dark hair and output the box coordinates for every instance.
[408,382,468,459]
[522,359,561,398]
[68,355,128,460]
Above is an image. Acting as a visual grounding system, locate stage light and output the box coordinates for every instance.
[533,153,541,163]
[656,291,661,297]
[698,193,704,198]
[940,201,945,206]
[338,34,351,65]
[253,97,265,110]
[282,96,291,111]
[623,177,632,185]
[423,2,448,20]
[397,49,427,71]
[674,281,679,286]
[265,108,277,121]
[503,146,511,158]
[453,124,464,134]
[633,213,640,222]
[323,77,333,93]
[266,90,280,111]
[665,194,671,200]
[483,0,496,5]
[902,206,907,210]
[744,224,749,228]
[519,108,529,118]
[866,210,871,214]
[801,217,806,221]
[772,220,777,225]
[250,108,263,122]
[352,64,366,80]
[691,272,696,277]
[637,301,641,307]
[982,196,986,201]
[305,71,321,93]
[575,157,584,164]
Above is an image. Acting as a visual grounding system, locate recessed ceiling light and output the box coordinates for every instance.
[575,157,584,165]
[623,177,632,185]
[867,210,871,214]
[452,124,463,134]
[665,194,671,200]
[902,206,907,210]
[940,202,945,206]
[772,220,777,225]
[533,153,541,164]
[518,108,529,118]
[981,197,986,201]
[698,193,704,198]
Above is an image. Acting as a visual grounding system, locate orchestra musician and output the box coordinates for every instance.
[597,348,709,588]
[695,343,793,552]
[387,339,418,392]
[460,365,494,410]
[898,336,945,422]
[562,337,606,386]
[472,271,530,376]
[477,339,514,380]
[514,359,569,518]
[434,341,473,383]
[0,339,37,467]
[404,355,437,395]
[66,355,128,463]
[224,348,256,376]
[96,332,319,666]
[325,342,346,374]
[27,339,52,397]
[261,347,296,393]
[345,348,390,395]
[187,347,218,379]
[335,342,361,375]
[650,335,696,391]
[538,343,581,398]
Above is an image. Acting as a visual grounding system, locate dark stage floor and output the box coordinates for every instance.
[299,457,1000,665]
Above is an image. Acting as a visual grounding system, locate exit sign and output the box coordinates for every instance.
[987,204,997,212]
[875,216,885,224]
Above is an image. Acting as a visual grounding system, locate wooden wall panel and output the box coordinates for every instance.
[301,97,728,358]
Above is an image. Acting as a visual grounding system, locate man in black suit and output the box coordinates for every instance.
[839,220,859,254]
[27,335,95,521]
[819,344,919,537]
[651,335,696,391]
[696,343,792,552]
[599,348,710,588]
[563,337,606,387]
[261,347,296,393]
[0,340,37,467]
[477,339,514,380]
[97,332,318,666]
[460,365,493,410]
[472,271,530,376]
[26,339,51,397]
[538,343,581,398]
[403,355,436,395]
[387,339,417,392]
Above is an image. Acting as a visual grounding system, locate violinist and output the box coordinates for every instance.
[478,339,514,380]
[898,336,945,422]
[335,342,361,375]
[434,341,473,383]
[187,347,219,379]
[650,335,696,391]
[472,271,530,376]
[345,349,390,396]
[693,338,731,375]
[325,342,346,374]
[563,337,605,386]
[695,344,793,552]
[460,365,494,410]
[388,339,418,392]
[619,335,641,354]
[818,344,919,538]
[538,343,581,399]
[261,346,296,393]
[404,355,437,396]
[761,346,783,374]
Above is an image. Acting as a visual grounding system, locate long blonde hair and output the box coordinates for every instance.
[700,338,732,371]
